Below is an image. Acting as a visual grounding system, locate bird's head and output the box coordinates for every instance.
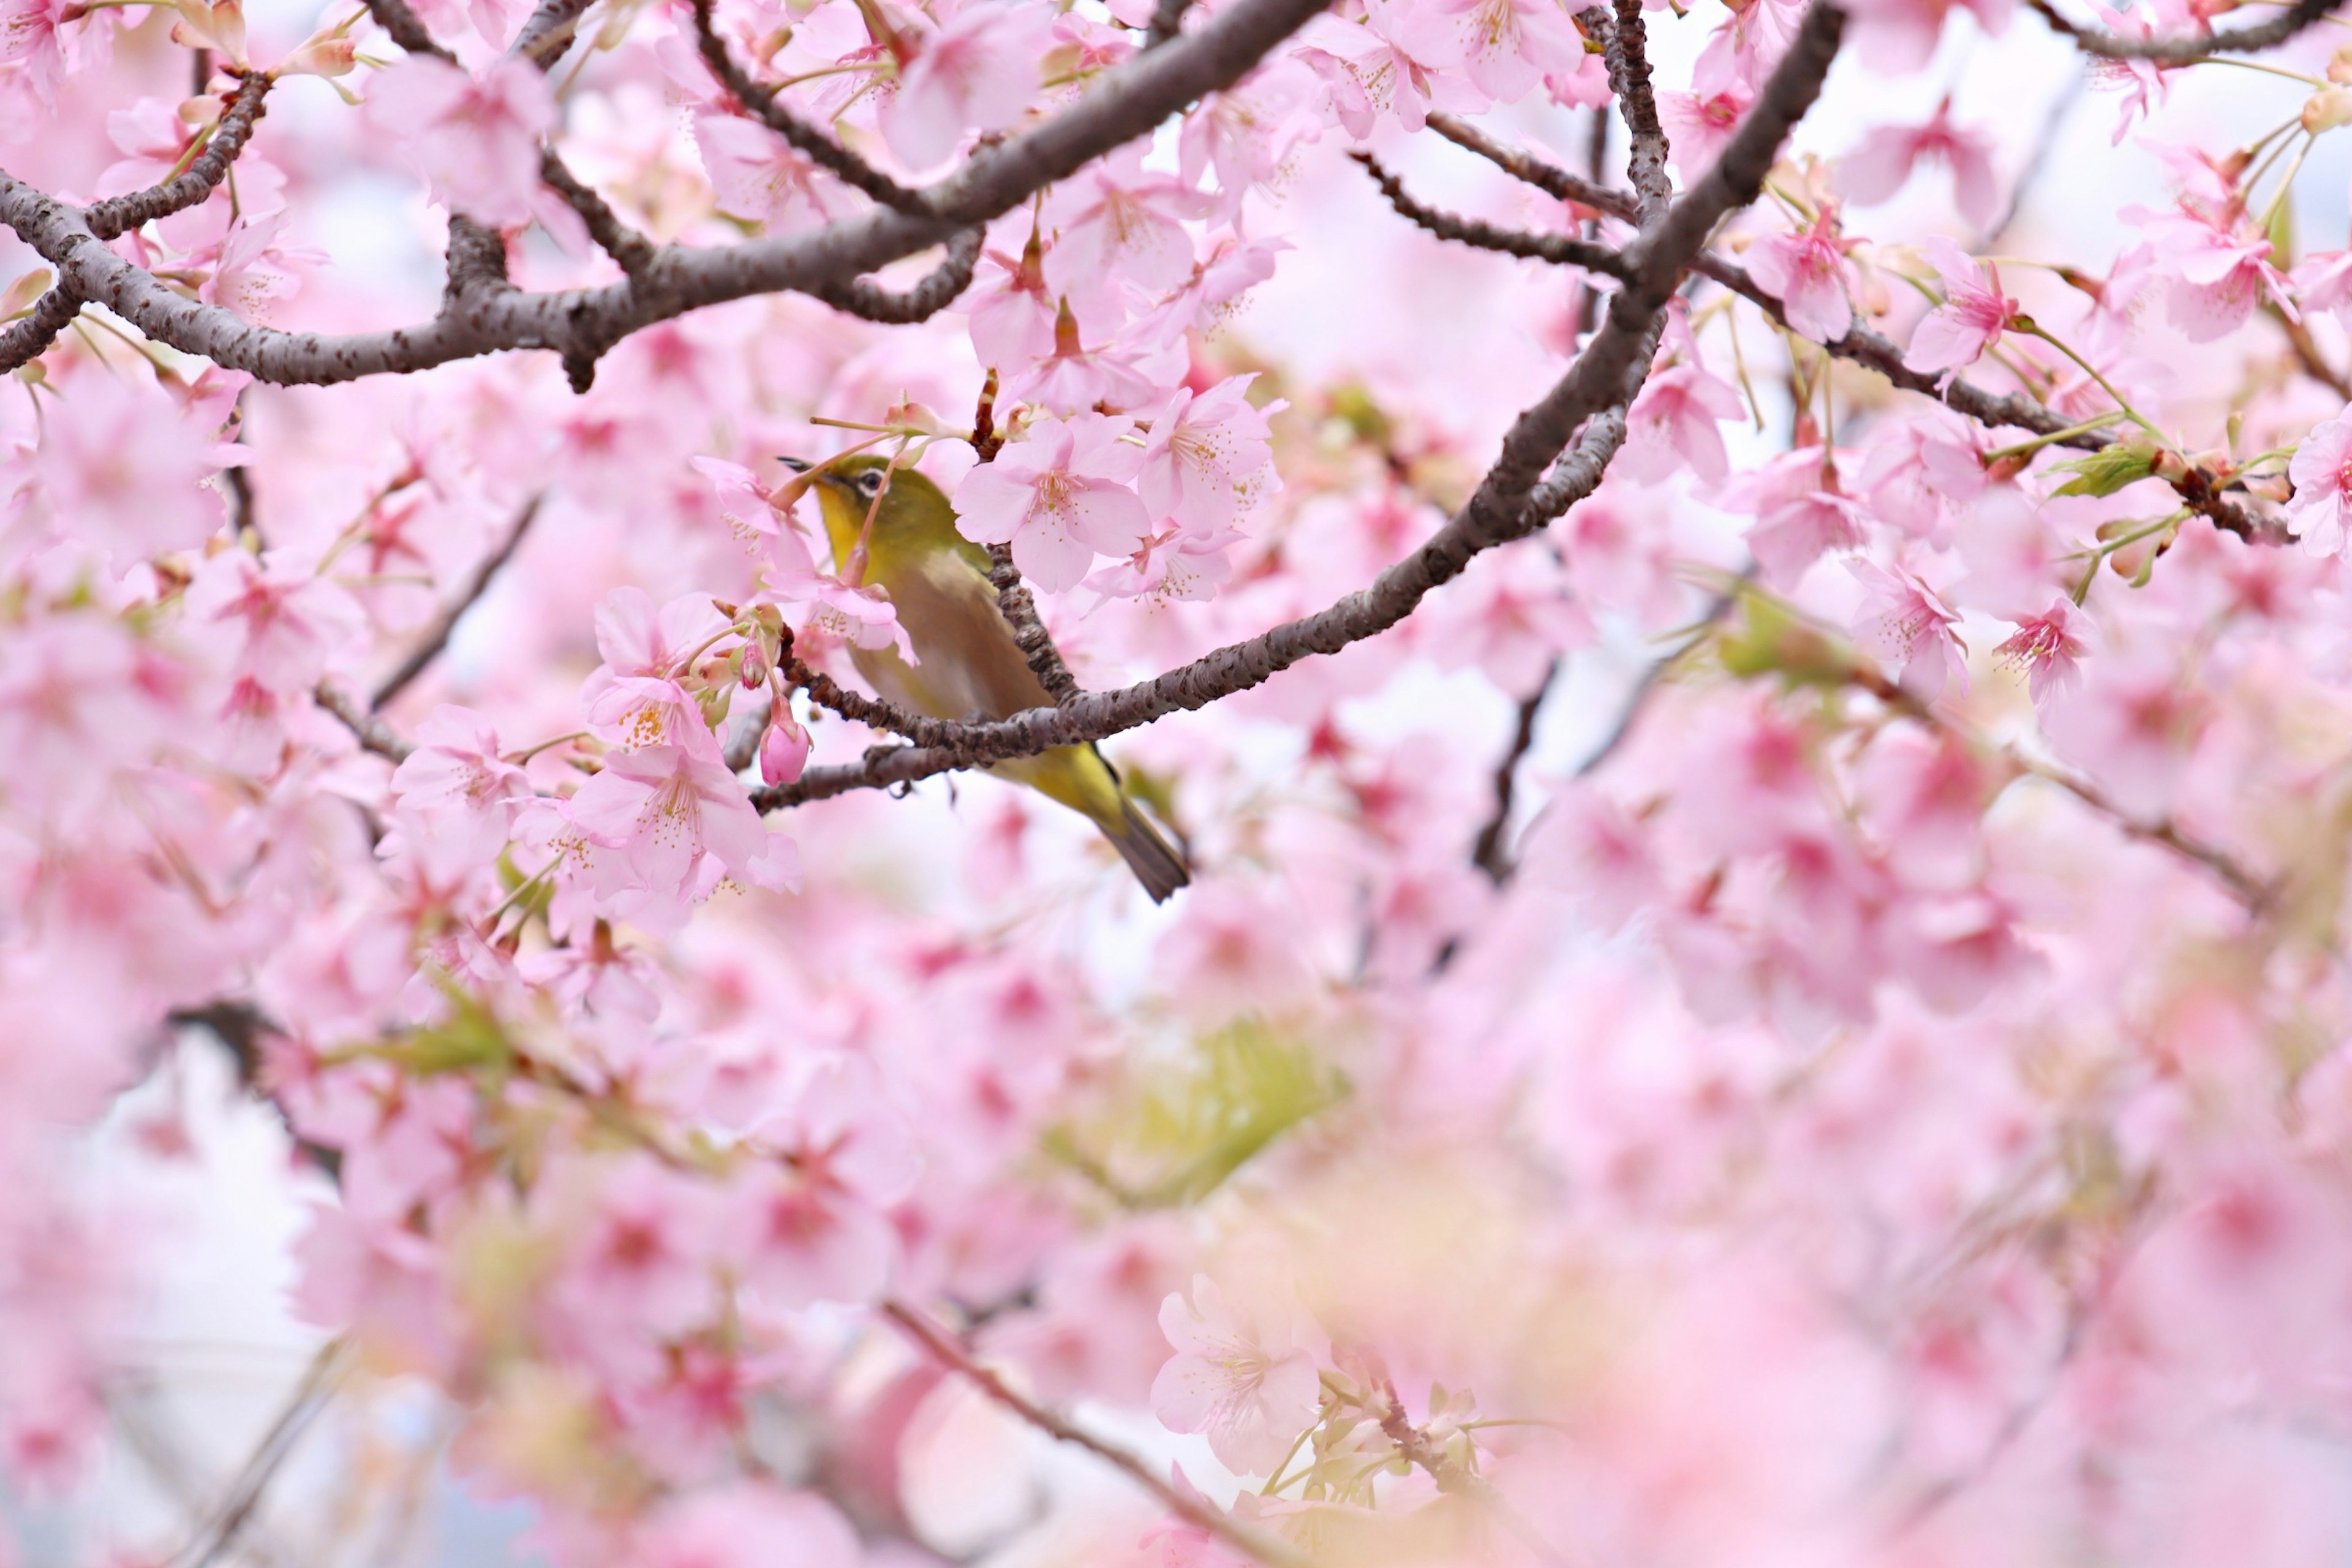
[779,453,956,577]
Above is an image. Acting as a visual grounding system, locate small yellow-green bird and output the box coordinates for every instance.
[786,453,1192,903]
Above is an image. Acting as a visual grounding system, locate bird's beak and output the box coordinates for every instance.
[776,455,811,473]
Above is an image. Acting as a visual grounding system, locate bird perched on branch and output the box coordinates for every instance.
[785,453,1192,903]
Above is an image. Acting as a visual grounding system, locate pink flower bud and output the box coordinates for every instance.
[760,715,811,787]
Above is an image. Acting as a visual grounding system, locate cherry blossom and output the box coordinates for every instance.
[1151,1275,1325,1474]
[568,744,797,903]
[880,2,1055,171]
[1745,203,1858,344]
[363,56,556,227]
[2285,412,2352,557]
[1839,99,2000,229]
[1388,0,1589,104]
[953,412,1152,590]
[1849,559,1967,698]
[1136,375,1280,533]
[1903,237,2016,375]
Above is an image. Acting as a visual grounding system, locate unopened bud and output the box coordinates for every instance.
[760,715,812,786]
[740,644,769,689]
[2304,85,2352,135]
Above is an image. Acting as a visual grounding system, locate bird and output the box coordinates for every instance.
[782,453,1193,903]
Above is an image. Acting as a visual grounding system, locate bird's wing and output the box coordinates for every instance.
[850,548,1055,722]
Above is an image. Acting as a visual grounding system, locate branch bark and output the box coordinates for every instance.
[2027,0,2337,60]
[1351,152,1633,278]
[881,1300,1309,1568]
[0,0,1333,386]
[372,492,546,710]
[752,0,1848,810]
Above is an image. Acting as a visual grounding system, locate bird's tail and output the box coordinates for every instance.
[1099,794,1192,904]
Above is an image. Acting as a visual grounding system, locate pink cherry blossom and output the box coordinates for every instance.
[581,586,733,755]
[953,412,1152,590]
[1619,361,1747,484]
[1745,205,1858,344]
[693,112,845,228]
[2285,413,2352,557]
[363,56,556,227]
[1389,0,1588,104]
[1151,1275,1325,1474]
[2130,200,2294,343]
[184,548,366,696]
[389,706,533,869]
[1903,238,2016,376]
[1294,15,1437,138]
[880,2,1055,172]
[1042,149,1202,317]
[568,743,797,902]
[20,371,238,567]
[1849,559,1967,699]
[1993,598,2086,708]
[1136,375,1280,533]
[1839,100,2000,230]
[1658,50,1754,178]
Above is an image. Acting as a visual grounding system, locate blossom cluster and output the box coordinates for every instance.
[17,0,2352,1561]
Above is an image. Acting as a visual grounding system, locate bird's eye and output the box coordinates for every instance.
[856,470,886,497]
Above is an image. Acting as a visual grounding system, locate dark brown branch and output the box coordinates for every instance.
[752,0,1849,812]
[689,0,928,215]
[810,227,984,322]
[539,152,657,280]
[0,0,1331,386]
[1351,153,1633,278]
[1428,113,1638,219]
[786,655,944,742]
[2027,0,2337,61]
[363,0,458,61]
[511,0,596,64]
[0,279,82,374]
[881,1300,1308,1568]
[985,545,1084,705]
[84,74,272,243]
[317,683,415,761]
[372,492,546,709]
[1471,660,1556,883]
[1594,0,1674,216]
[1147,0,1194,45]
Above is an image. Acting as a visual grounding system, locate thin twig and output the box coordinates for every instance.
[168,1337,353,1568]
[881,1300,1309,1568]
[688,0,929,214]
[317,683,415,762]
[538,152,656,279]
[1471,660,1557,883]
[1351,153,1633,278]
[372,492,546,710]
[511,0,596,64]
[2027,0,2336,60]
[363,0,458,61]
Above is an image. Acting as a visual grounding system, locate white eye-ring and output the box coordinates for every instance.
[854,470,888,497]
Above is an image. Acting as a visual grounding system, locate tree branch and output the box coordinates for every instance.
[1147,0,1194,45]
[538,151,657,280]
[688,0,930,214]
[986,545,1085,705]
[810,227,984,322]
[1427,113,1638,219]
[511,0,597,65]
[880,1300,1309,1568]
[1351,152,1633,278]
[317,683,415,761]
[2027,0,2337,60]
[0,278,83,374]
[363,0,458,61]
[1471,659,1556,883]
[0,0,1332,386]
[753,0,1849,811]
[84,72,273,243]
[168,1338,353,1568]
[1593,0,1674,216]
[372,492,546,710]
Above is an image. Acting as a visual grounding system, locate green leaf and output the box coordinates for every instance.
[2050,443,2158,499]
[1043,1020,1346,1208]
[377,992,512,1076]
